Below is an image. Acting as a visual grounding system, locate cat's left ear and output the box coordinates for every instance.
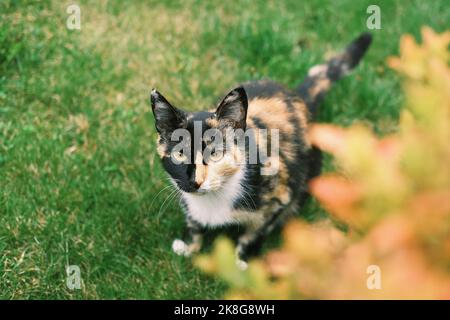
[215,87,248,129]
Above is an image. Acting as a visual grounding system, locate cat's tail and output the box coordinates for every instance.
[296,33,372,117]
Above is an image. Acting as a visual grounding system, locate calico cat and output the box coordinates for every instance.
[150,33,372,269]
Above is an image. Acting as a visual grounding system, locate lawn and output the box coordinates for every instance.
[0,0,448,299]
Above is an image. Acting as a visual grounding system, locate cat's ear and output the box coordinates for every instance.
[215,87,248,129]
[150,89,186,135]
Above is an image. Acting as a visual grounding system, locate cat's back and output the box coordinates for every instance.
[242,80,310,143]
[236,80,314,211]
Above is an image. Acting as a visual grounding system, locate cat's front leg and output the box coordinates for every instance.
[235,228,263,270]
[172,216,203,257]
[235,207,287,269]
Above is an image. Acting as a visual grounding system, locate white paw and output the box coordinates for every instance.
[308,64,328,77]
[172,239,191,257]
[236,259,248,271]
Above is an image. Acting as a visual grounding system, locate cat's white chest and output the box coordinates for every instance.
[184,194,235,226]
[182,169,246,227]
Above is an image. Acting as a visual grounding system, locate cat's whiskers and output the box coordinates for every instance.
[239,190,252,210]
[157,187,181,219]
[239,183,257,210]
[150,184,175,211]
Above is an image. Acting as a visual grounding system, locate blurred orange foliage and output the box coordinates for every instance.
[196,27,450,299]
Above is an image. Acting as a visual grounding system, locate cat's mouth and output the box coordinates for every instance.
[180,185,211,195]
[194,189,209,195]
[178,180,222,195]
[191,186,213,195]
[192,184,220,195]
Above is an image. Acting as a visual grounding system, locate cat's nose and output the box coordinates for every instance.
[187,181,201,192]
[194,164,207,189]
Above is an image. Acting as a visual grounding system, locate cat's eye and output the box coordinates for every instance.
[172,150,187,163]
[209,150,223,162]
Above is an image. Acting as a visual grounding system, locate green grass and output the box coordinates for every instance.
[0,0,448,299]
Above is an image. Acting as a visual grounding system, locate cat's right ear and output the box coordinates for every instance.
[150,89,186,135]
[215,87,248,130]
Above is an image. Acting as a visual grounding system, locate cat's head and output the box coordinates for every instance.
[150,87,248,194]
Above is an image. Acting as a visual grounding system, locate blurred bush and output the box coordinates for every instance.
[195,27,450,299]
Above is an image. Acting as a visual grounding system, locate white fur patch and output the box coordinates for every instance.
[236,259,248,271]
[308,64,328,77]
[182,166,246,227]
[172,239,191,256]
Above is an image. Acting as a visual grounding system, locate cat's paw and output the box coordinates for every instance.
[234,246,248,270]
[172,239,191,257]
[236,258,248,271]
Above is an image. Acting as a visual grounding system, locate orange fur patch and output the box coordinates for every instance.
[247,97,295,136]
[195,163,208,186]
